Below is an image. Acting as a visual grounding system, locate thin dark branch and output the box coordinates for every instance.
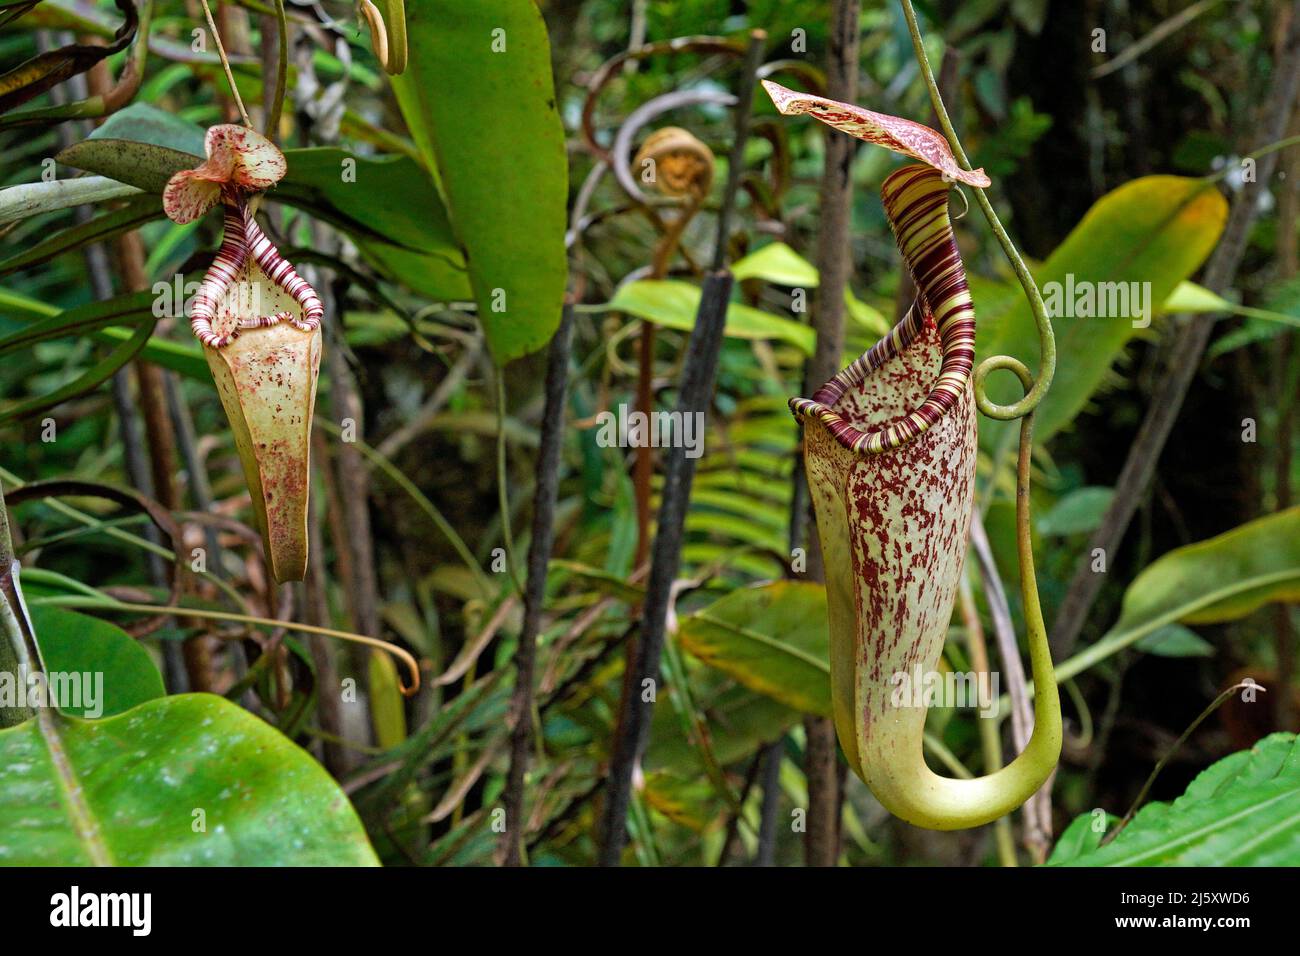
[755,737,785,866]
[501,305,575,867]
[799,0,860,868]
[595,30,767,866]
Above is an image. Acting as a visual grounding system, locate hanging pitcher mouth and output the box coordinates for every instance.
[789,296,972,455]
[790,164,976,456]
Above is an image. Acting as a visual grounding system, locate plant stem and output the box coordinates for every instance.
[754,738,784,866]
[265,0,288,139]
[1103,680,1261,844]
[36,595,420,693]
[494,370,522,592]
[198,0,252,127]
[898,0,1055,421]
[798,0,860,868]
[595,30,766,866]
[0,482,37,728]
[958,575,1017,866]
[501,307,573,866]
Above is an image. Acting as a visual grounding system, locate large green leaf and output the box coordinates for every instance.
[29,606,164,718]
[0,176,141,227]
[1059,507,1300,683]
[979,176,1227,448]
[0,693,379,865]
[1049,733,1300,865]
[274,147,471,301]
[0,287,208,380]
[56,103,205,192]
[0,194,162,278]
[606,279,816,355]
[677,580,830,716]
[392,0,567,363]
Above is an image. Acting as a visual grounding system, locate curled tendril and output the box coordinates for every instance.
[580,36,745,159]
[899,0,1055,425]
[633,126,715,201]
[610,89,734,206]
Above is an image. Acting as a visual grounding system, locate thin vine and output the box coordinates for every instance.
[899,0,1055,422]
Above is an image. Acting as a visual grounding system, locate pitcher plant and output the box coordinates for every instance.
[766,80,1062,830]
[163,124,323,583]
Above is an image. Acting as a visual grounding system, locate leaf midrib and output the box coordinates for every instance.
[1106,788,1296,866]
[686,611,830,674]
[36,709,113,866]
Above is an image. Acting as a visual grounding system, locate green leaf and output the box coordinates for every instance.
[275,147,455,252]
[368,651,408,750]
[548,558,645,603]
[0,289,155,355]
[0,194,162,278]
[0,287,208,381]
[274,147,471,301]
[1049,733,1300,865]
[0,176,142,227]
[1122,507,1300,628]
[0,314,155,424]
[1038,486,1114,536]
[1135,623,1215,658]
[1060,508,1300,683]
[53,102,205,192]
[28,606,164,718]
[392,0,568,363]
[677,580,830,716]
[0,693,379,865]
[730,242,890,336]
[1162,280,1231,314]
[646,682,798,775]
[606,279,815,355]
[1047,809,1118,864]
[732,242,819,286]
[980,176,1228,447]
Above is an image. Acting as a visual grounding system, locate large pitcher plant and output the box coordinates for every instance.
[765,79,1062,830]
[163,125,323,584]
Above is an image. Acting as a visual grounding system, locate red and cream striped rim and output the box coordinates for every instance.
[189,197,324,349]
[789,164,976,454]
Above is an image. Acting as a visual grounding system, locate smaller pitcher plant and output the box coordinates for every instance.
[163,125,323,584]
[765,80,1061,830]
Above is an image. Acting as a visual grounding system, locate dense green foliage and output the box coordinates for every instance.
[0,0,1297,867]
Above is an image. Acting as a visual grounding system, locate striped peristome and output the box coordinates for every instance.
[790,164,975,454]
[162,123,322,350]
[189,199,324,349]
